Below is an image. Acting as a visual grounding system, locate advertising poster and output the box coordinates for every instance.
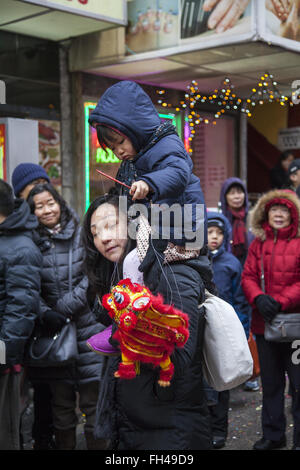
[0,124,6,181]
[180,0,253,43]
[126,0,179,54]
[260,0,300,52]
[38,120,62,193]
[126,0,254,55]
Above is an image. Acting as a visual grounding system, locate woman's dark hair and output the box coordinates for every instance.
[279,150,294,162]
[96,124,125,153]
[226,183,245,195]
[82,193,134,302]
[27,183,75,236]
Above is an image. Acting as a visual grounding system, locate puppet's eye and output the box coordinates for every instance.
[113,291,130,310]
[114,292,124,304]
[132,296,151,311]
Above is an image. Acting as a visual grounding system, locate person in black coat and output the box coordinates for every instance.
[27,183,107,450]
[0,179,42,450]
[270,151,294,189]
[82,194,214,450]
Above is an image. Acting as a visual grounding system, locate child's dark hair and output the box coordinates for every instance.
[82,193,134,302]
[0,179,14,217]
[96,124,125,153]
[27,183,75,236]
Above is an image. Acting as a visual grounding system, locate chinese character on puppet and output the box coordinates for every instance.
[102,279,189,387]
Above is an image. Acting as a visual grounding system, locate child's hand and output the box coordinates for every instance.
[130,180,150,201]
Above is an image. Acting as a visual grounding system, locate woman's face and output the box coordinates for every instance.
[90,203,128,262]
[33,191,61,228]
[268,204,291,230]
[226,185,245,210]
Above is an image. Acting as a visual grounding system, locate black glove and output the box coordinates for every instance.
[43,310,67,333]
[255,295,281,322]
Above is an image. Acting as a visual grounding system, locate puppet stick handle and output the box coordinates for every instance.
[96,169,131,189]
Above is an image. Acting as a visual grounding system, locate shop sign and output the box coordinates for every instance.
[278,127,300,151]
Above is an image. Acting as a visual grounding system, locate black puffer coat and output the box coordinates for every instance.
[0,200,42,367]
[28,217,105,384]
[94,253,214,450]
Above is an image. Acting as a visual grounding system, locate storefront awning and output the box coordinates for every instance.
[0,0,127,41]
[82,41,300,98]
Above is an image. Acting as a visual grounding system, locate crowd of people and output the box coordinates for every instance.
[0,80,300,451]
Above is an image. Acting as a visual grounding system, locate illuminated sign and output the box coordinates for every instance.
[22,0,127,23]
[0,124,6,181]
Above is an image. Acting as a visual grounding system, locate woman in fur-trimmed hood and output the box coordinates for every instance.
[241,189,300,451]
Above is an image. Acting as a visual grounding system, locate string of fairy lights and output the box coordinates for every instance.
[156,73,292,153]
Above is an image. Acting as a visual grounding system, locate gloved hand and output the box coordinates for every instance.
[43,310,67,333]
[255,294,281,322]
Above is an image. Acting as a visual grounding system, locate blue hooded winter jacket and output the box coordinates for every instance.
[89,80,207,247]
[207,211,251,338]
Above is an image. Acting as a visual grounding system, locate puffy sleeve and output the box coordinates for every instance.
[140,154,191,203]
[241,239,264,306]
[1,245,42,364]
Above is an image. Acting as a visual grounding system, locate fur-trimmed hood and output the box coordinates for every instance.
[250,189,300,240]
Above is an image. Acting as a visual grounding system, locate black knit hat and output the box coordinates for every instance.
[12,163,50,196]
[0,179,14,217]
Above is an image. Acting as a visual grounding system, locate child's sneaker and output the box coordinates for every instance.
[244,378,260,391]
[87,325,120,356]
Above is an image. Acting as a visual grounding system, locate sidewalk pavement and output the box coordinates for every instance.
[21,377,294,451]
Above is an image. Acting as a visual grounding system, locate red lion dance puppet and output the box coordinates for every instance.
[102,279,189,387]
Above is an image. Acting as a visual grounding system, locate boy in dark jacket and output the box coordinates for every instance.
[0,179,42,449]
[206,211,252,449]
[89,80,207,250]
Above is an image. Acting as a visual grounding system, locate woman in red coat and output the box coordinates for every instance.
[242,189,300,451]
